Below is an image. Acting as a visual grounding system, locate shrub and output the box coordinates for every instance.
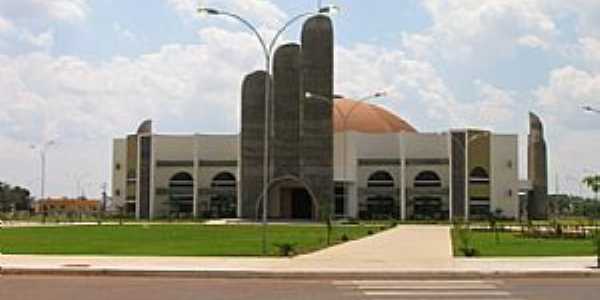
[340,234,349,242]
[274,242,297,257]
[367,230,374,235]
[455,221,478,257]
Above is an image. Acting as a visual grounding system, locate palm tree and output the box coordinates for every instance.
[583,175,600,201]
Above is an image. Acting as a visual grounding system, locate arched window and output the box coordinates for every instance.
[169,172,194,214]
[211,172,236,188]
[414,171,442,187]
[210,172,237,218]
[469,167,490,184]
[367,171,394,188]
[365,171,395,219]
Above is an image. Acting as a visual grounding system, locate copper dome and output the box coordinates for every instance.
[333,98,417,133]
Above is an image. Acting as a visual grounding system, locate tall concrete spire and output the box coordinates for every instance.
[240,71,269,218]
[272,43,302,179]
[300,15,334,219]
[527,112,548,220]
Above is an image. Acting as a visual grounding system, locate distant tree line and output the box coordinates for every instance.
[547,194,600,219]
[0,181,33,212]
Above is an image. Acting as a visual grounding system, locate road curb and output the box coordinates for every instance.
[2,267,600,280]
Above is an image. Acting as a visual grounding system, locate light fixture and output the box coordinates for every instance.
[197,7,220,16]
[319,5,340,15]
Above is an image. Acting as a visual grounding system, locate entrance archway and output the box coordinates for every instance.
[255,175,320,220]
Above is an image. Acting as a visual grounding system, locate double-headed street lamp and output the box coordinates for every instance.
[197,5,338,256]
[30,140,56,201]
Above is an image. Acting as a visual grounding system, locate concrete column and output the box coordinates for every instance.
[272,44,302,179]
[447,132,453,221]
[193,135,199,218]
[301,15,334,220]
[149,135,156,219]
[400,135,407,221]
[464,131,470,221]
[240,71,269,219]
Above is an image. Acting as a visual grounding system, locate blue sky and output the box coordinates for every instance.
[1,0,600,198]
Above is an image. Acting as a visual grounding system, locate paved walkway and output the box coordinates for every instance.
[293,225,453,269]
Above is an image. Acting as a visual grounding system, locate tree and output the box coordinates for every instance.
[0,182,34,213]
[583,175,600,201]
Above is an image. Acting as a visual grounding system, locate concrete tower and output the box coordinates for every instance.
[527,112,548,220]
[240,71,269,218]
[300,15,335,219]
[272,43,302,179]
[239,15,334,220]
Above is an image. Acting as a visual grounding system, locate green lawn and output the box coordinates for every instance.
[453,230,598,257]
[0,224,376,256]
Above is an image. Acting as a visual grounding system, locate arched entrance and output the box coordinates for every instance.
[255,176,320,220]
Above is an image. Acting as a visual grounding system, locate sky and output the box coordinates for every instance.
[1,0,600,199]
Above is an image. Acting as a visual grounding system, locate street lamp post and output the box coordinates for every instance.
[305,91,387,217]
[198,5,338,256]
[30,140,56,201]
[583,106,600,115]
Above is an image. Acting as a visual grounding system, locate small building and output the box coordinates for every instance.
[33,198,100,215]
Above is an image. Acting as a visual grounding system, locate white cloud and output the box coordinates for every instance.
[113,22,136,41]
[472,81,517,126]
[535,66,600,129]
[44,0,89,23]
[0,16,14,33]
[577,37,600,68]
[335,43,463,128]
[168,0,286,26]
[0,0,88,53]
[1,27,263,140]
[404,0,557,62]
[545,1,600,39]
[518,35,549,50]
[0,0,89,24]
[0,26,265,197]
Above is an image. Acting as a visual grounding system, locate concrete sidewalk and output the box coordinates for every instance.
[1,225,599,278]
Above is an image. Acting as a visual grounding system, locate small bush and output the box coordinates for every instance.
[367,230,374,235]
[274,242,297,257]
[340,234,349,242]
[461,247,479,257]
[455,221,478,257]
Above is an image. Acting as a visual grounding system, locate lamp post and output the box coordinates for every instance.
[198,5,338,256]
[583,106,600,115]
[305,91,387,217]
[30,140,56,201]
[449,131,489,221]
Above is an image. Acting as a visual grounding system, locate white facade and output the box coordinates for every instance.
[112,129,520,221]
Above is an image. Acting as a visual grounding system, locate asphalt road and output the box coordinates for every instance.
[1,276,599,300]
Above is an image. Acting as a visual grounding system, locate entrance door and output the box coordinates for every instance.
[291,188,312,219]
